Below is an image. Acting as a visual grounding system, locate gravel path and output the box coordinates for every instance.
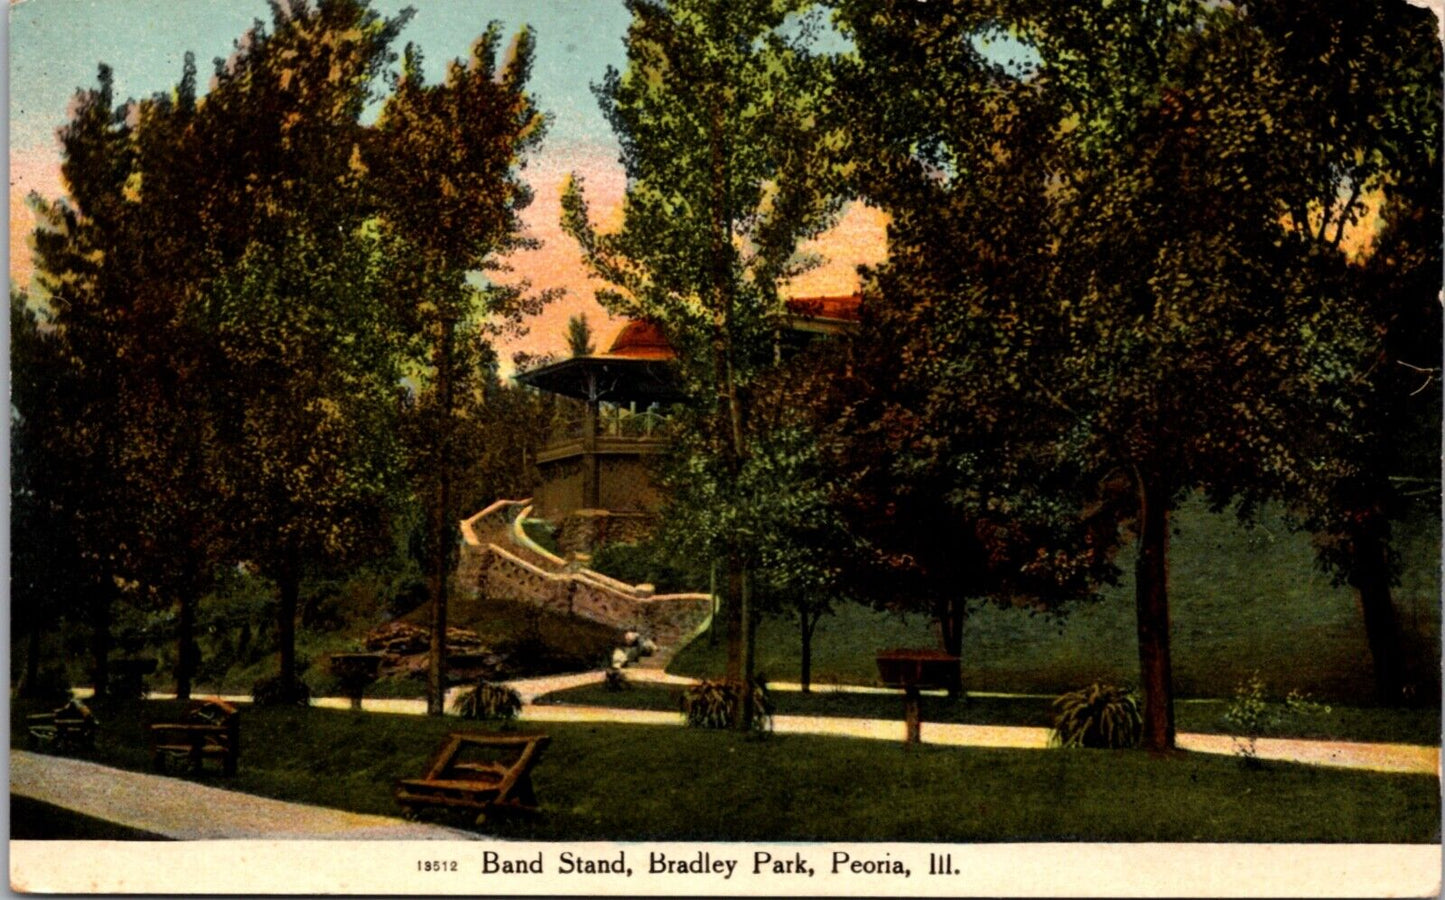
[10,751,481,841]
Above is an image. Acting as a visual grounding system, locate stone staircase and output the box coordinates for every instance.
[457,500,713,667]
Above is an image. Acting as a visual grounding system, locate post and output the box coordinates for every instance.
[583,372,600,509]
[904,686,921,745]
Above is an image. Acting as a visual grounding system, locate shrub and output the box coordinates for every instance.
[1050,683,1142,749]
[451,680,522,721]
[589,541,705,594]
[681,679,773,732]
[1224,671,1331,767]
[251,675,312,707]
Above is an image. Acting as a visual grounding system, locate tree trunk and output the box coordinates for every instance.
[936,598,966,698]
[277,567,300,691]
[90,582,112,701]
[1349,519,1408,704]
[738,568,755,731]
[426,472,451,715]
[427,323,456,717]
[705,80,753,725]
[800,611,816,694]
[21,618,42,699]
[176,589,195,701]
[708,562,720,647]
[1134,472,1176,751]
[937,598,965,658]
[724,560,743,680]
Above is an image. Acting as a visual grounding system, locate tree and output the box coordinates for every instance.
[183,0,413,697]
[10,291,88,696]
[26,63,150,700]
[1245,0,1442,704]
[835,0,1413,749]
[566,313,597,357]
[743,353,860,692]
[369,27,552,715]
[111,49,229,701]
[824,0,1124,681]
[562,0,841,727]
[25,2,417,700]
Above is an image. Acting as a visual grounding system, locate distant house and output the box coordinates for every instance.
[515,294,860,550]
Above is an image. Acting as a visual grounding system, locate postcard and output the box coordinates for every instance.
[8,0,1442,895]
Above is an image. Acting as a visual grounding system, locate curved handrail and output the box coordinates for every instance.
[464,500,714,610]
[511,505,568,567]
[459,498,531,548]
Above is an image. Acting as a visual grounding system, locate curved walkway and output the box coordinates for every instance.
[115,669,1441,776]
[10,751,480,840]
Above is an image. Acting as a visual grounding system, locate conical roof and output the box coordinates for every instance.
[608,320,675,359]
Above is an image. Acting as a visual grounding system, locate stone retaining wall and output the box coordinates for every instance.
[459,500,712,657]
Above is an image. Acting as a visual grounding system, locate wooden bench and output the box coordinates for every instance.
[149,699,240,775]
[394,733,550,822]
[26,700,96,753]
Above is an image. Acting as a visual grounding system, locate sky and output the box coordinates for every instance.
[7,0,889,363]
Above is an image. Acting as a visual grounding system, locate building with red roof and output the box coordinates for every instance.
[515,295,860,547]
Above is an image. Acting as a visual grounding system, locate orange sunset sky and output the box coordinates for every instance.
[7,0,888,368]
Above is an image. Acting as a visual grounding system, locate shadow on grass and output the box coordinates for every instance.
[12,795,171,841]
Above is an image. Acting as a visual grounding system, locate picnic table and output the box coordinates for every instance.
[149,699,240,775]
[394,733,550,823]
[26,699,97,753]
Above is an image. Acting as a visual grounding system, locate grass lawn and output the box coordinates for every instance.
[536,683,1442,746]
[10,698,1439,843]
[671,499,1442,703]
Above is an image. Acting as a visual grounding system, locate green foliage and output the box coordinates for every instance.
[252,674,312,708]
[20,0,559,706]
[450,680,522,721]
[561,0,845,692]
[832,0,1440,748]
[1050,684,1142,750]
[372,26,557,712]
[1225,672,1333,766]
[671,497,1440,705]
[588,541,704,595]
[681,679,774,732]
